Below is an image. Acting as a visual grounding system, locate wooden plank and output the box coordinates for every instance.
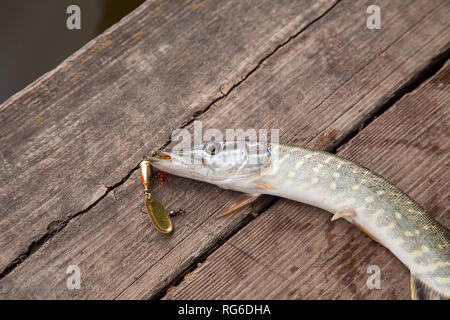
[164,62,450,300]
[0,0,448,299]
[120,0,449,299]
[0,0,336,275]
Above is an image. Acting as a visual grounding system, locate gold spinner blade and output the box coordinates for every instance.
[140,159,173,234]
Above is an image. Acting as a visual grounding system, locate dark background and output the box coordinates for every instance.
[0,0,144,104]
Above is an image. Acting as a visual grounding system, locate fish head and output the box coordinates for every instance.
[149,140,273,187]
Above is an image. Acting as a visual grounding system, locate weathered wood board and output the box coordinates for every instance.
[117,0,449,299]
[0,0,448,299]
[0,0,337,275]
[164,61,450,299]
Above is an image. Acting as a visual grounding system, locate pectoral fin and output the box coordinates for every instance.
[411,274,448,300]
[331,209,356,221]
[254,183,276,190]
[217,193,260,218]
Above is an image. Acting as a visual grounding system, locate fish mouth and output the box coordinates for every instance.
[149,148,201,178]
[150,146,201,166]
[149,148,230,183]
[148,149,179,169]
[151,150,172,160]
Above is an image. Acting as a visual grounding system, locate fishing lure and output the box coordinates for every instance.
[139,158,173,234]
[148,140,449,300]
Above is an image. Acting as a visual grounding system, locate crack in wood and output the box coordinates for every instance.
[328,46,450,154]
[154,0,342,154]
[155,47,450,300]
[0,0,342,283]
[0,163,139,280]
[2,1,448,296]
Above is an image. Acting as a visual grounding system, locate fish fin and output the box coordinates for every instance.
[217,193,260,218]
[332,209,383,244]
[254,183,276,190]
[331,209,356,221]
[410,274,448,300]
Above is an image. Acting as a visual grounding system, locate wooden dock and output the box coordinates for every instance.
[0,0,448,299]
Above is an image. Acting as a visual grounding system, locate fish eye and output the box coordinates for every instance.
[206,145,216,155]
[204,142,221,156]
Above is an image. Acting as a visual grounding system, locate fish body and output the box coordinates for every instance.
[150,141,449,299]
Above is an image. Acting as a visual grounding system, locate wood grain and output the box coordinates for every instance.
[0,0,336,275]
[164,61,450,300]
[0,0,448,299]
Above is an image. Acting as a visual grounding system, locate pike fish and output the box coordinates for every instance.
[149,140,449,299]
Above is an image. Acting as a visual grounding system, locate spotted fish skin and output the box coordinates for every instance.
[252,145,449,298]
[150,142,449,299]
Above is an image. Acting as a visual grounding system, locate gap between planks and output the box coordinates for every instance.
[1,0,448,297]
[154,49,450,300]
[0,0,341,282]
